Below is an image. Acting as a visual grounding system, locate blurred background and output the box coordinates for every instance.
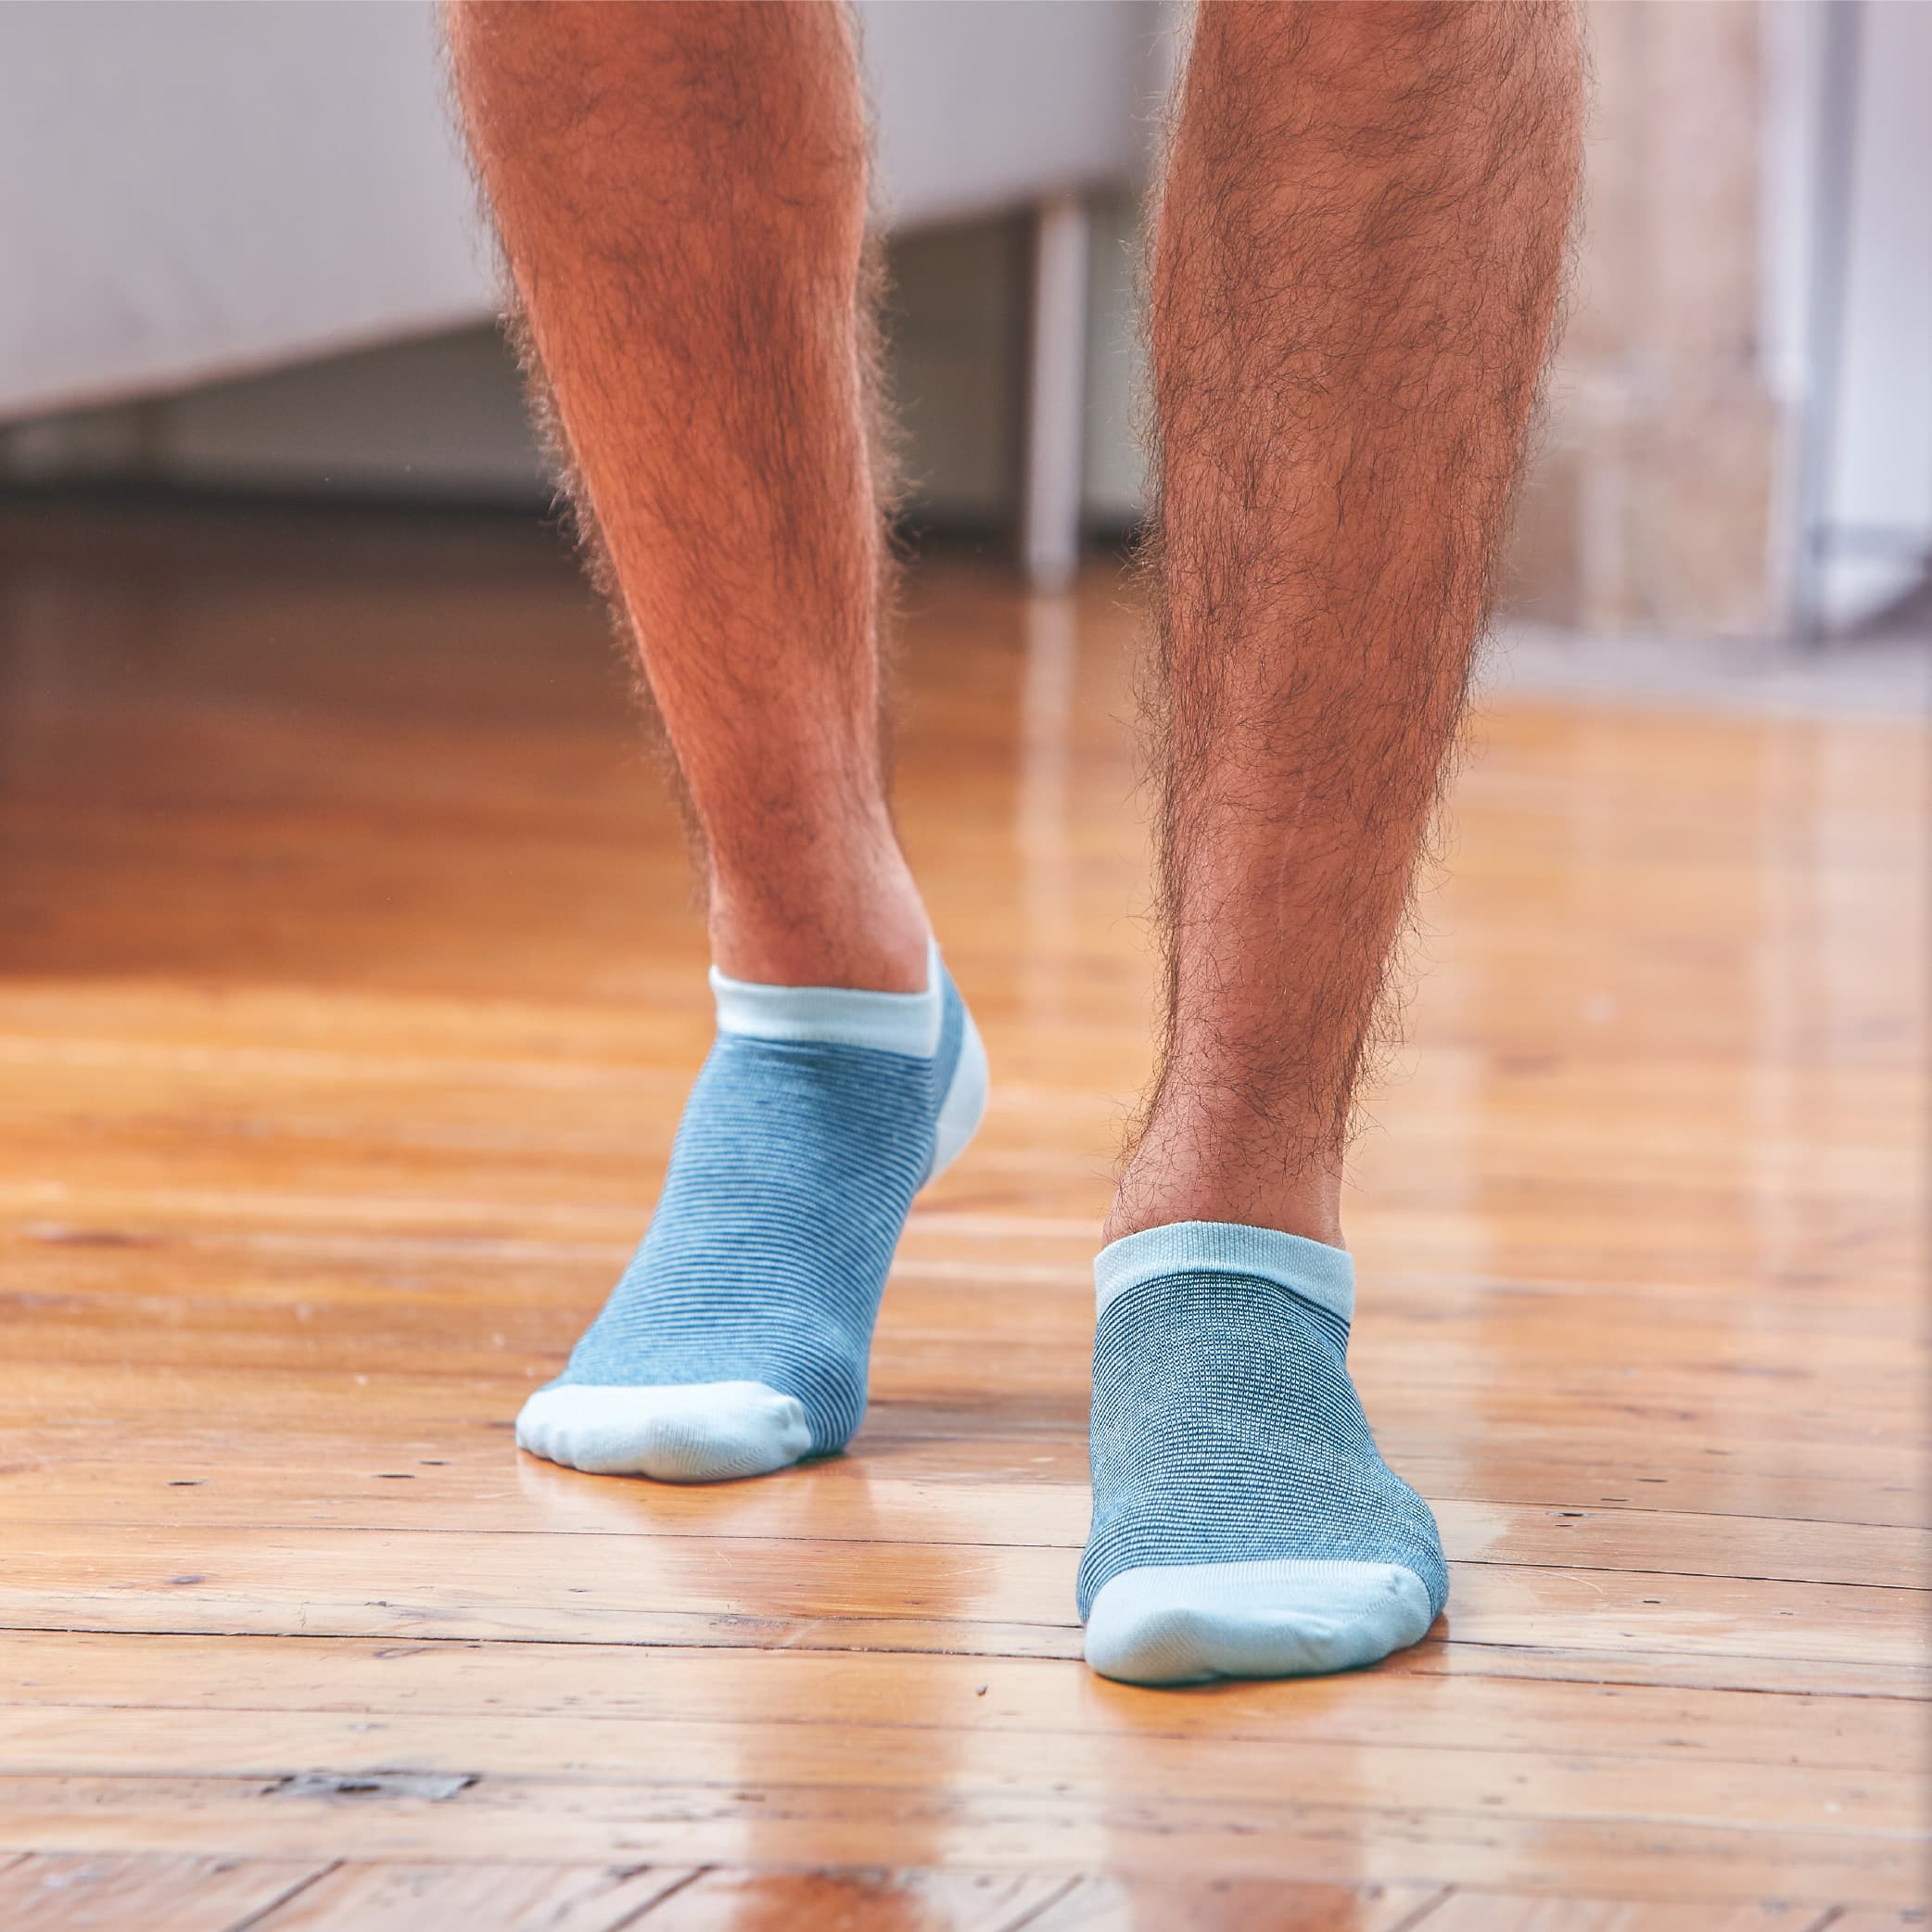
[1,0,1926,651]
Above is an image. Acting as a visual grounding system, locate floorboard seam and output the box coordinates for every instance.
[214,1856,341,1932]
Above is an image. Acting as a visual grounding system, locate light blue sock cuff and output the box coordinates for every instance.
[1094,1220,1355,1326]
[708,939,944,1057]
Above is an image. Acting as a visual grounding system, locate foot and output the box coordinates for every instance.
[1077,1221,1446,1684]
[516,940,987,1481]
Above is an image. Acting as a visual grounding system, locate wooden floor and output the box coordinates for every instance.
[0,502,1926,1929]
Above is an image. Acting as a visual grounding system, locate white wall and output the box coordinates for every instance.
[1765,0,1932,629]
[0,0,1161,424]
[0,2,493,420]
[16,200,1150,534]
[1820,0,1932,626]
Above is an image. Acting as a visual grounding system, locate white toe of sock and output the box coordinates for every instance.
[515,1381,813,1482]
[1084,1558,1435,1685]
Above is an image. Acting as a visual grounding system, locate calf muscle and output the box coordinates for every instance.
[1118,1,1584,1241]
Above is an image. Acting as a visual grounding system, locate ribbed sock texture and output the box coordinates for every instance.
[1078,1221,1446,1679]
[531,947,971,1461]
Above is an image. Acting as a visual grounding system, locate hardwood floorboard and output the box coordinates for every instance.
[241,1861,696,1930]
[0,1775,1917,1903]
[1,507,1924,1916]
[0,1851,329,1932]
[1403,1899,1834,1931]
[3,1522,1923,1666]
[10,1414,1920,1535]
[6,1357,1920,1481]
[1,1706,1915,1840]
[1018,1878,1443,1932]
[6,1464,1921,1592]
[6,1632,1920,1775]
[615,1869,1069,1932]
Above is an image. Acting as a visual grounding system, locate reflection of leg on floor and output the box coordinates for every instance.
[445,4,984,1481]
[446,0,1582,1682]
[1084,2,1582,1684]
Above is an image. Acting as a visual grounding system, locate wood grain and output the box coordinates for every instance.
[0,504,1924,1918]
[0,1776,1917,1904]
[624,1869,1069,1932]
[247,1862,695,1931]
[1021,1878,1443,1932]
[0,1853,325,1932]
[1403,1899,1833,1931]
[4,1633,1916,1772]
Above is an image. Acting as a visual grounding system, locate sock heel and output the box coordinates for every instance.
[926,1003,988,1185]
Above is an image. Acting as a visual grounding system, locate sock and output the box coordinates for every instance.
[516,939,986,1481]
[1077,1221,1446,1684]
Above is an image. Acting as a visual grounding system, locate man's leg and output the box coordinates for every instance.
[445,3,985,1481]
[1081,3,1582,1682]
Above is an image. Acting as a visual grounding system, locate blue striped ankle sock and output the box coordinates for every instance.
[516,940,986,1481]
[1078,1221,1447,1684]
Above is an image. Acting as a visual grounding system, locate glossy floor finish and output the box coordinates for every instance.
[0,503,1926,1928]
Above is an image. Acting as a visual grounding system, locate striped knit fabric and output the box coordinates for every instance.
[545,970,968,1457]
[1076,1221,1447,1624]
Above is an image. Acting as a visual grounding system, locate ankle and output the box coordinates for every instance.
[1105,1128,1346,1252]
[1102,1201,1346,1253]
[707,841,932,992]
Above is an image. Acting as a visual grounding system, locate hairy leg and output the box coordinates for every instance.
[445,1,923,992]
[1081,0,1582,1684]
[1114,0,1583,1248]
[446,4,985,1481]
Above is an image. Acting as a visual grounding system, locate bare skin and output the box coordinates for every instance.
[1112,2,1582,1245]
[446,0,1582,1245]
[445,3,925,993]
